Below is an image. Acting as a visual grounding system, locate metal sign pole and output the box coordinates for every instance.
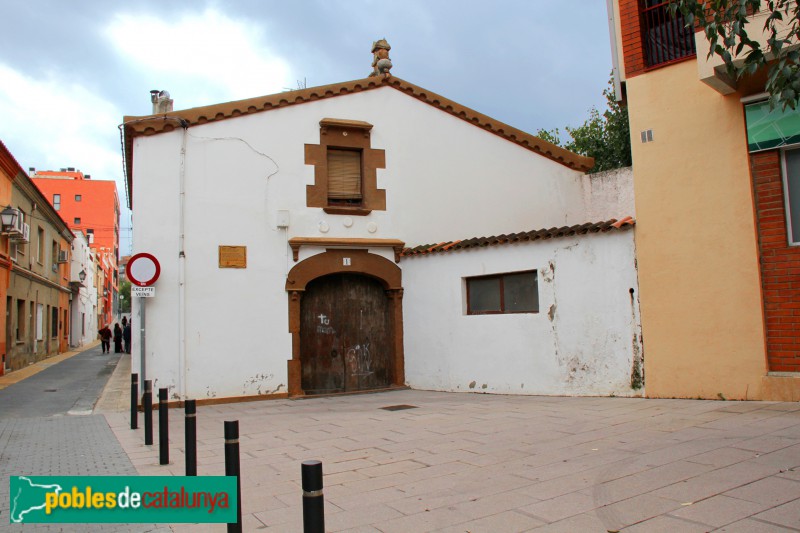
[127,253,160,396]
[140,297,146,395]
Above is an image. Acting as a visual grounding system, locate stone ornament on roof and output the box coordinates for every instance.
[370,38,392,78]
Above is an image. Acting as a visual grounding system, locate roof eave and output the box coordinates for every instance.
[121,75,594,209]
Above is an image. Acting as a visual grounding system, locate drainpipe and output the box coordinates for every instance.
[178,122,189,400]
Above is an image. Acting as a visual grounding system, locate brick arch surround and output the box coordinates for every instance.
[285,249,404,396]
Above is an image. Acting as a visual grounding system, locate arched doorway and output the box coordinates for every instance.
[285,249,403,396]
[300,274,392,394]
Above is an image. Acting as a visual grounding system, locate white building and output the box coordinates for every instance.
[69,230,97,347]
[122,75,641,401]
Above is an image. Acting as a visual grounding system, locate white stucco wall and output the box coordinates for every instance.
[130,85,637,399]
[402,230,643,396]
[70,231,97,347]
[581,166,635,221]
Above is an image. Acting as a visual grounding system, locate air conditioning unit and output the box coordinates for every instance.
[12,223,30,244]
[2,210,23,237]
[58,250,68,263]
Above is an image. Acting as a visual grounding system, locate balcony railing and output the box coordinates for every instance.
[640,0,697,68]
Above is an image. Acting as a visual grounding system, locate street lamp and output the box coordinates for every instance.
[78,270,86,282]
[0,205,18,230]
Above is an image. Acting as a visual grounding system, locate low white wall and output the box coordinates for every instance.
[582,166,635,221]
[402,230,643,397]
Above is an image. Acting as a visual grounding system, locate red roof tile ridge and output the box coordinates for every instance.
[400,218,635,258]
[611,216,634,228]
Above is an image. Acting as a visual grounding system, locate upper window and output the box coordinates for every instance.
[37,227,44,263]
[305,118,386,216]
[467,270,539,315]
[53,194,60,211]
[51,240,58,272]
[74,217,81,225]
[783,149,800,244]
[327,149,363,206]
[640,0,696,68]
[75,194,82,202]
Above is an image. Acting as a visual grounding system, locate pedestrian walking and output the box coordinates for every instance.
[113,323,123,353]
[99,325,112,354]
[123,321,131,354]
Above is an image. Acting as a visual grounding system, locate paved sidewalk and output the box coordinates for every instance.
[0,343,169,533]
[105,389,800,532]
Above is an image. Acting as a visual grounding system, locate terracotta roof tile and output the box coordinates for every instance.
[400,218,635,258]
[122,76,594,208]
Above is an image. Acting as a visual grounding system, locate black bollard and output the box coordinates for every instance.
[143,380,153,445]
[158,388,169,465]
[185,400,197,476]
[301,460,325,533]
[130,374,138,430]
[224,421,242,533]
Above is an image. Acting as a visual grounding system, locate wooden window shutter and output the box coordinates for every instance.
[327,149,362,201]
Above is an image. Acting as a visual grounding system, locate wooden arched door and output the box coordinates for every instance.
[300,274,393,394]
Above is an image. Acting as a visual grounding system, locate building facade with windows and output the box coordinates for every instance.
[0,142,73,371]
[31,170,120,329]
[123,74,641,402]
[608,1,800,400]
[69,230,98,348]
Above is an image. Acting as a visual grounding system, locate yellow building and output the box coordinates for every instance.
[609,1,800,400]
[0,140,73,371]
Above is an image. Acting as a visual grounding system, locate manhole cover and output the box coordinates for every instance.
[44,389,57,392]
[380,404,418,411]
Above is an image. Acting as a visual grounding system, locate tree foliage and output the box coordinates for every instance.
[119,280,131,313]
[537,76,632,174]
[671,0,800,110]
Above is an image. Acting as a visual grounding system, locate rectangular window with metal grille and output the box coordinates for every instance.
[327,149,362,205]
[640,0,696,68]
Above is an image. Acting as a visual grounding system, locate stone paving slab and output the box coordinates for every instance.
[101,389,800,531]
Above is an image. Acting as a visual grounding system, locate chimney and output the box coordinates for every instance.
[85,174,91,179]
[28,167,35,176]
[150,89,173,114]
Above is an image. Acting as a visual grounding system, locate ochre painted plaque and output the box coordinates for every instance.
[218,246,247,268]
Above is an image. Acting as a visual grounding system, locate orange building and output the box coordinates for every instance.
[31,169,120,329]
[607,1,800,399]
[0,142,18,374]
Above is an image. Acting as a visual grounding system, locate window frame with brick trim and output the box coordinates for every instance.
[750,148,800,373]
[639,0,696,69]
[782,147,800,245]
[305,118,386,216]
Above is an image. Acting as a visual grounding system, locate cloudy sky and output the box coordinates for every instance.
[0,0,613,254]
